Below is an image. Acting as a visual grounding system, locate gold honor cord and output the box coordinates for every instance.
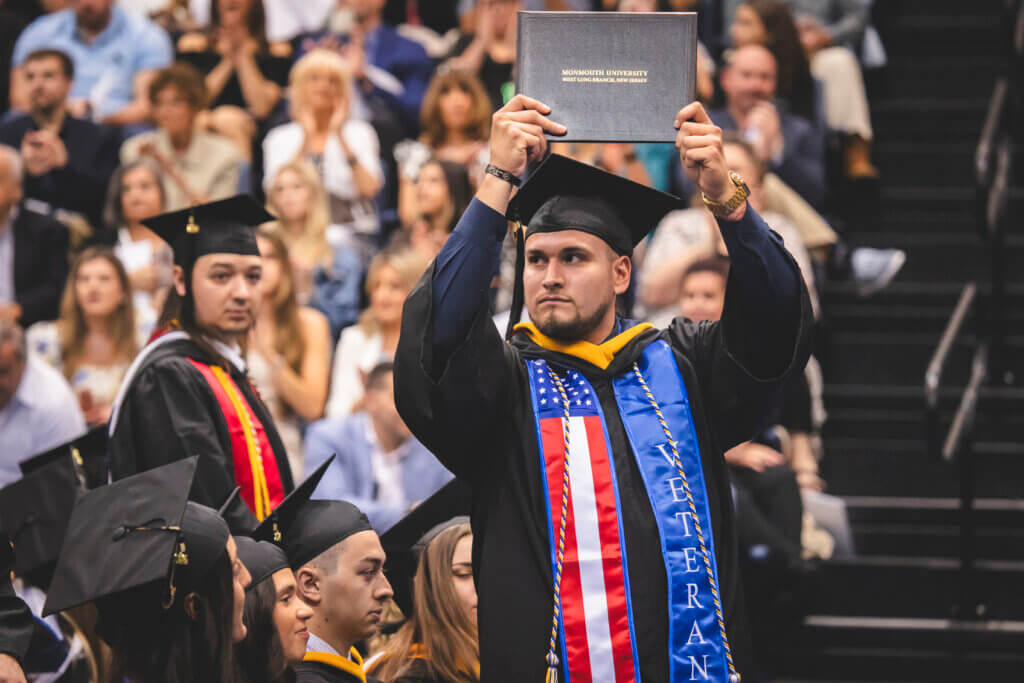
[630,363,740,683]
[209,366,272,520]
[544,368,574,683]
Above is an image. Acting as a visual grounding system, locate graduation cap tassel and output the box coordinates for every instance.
[505,223,526,341]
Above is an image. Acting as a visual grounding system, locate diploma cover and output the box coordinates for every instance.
[515,11,697,142]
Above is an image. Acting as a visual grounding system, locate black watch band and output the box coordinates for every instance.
[485,164,522,187]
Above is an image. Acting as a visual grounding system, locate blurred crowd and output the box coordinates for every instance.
[0,0,894,679]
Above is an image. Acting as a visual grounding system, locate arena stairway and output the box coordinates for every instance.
[769,0,1024,680]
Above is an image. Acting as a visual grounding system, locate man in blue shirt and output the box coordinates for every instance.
[305,362,452,531]
[10,0,173,127]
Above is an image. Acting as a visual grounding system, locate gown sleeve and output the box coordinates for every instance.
[667,205,814,451]
[110,358,258,532]
[394,205,521,484]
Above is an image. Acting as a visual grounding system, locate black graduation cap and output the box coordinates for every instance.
[0,452,82,589]
[252,455,372,570]
[20,425,106,489]
[42,457,231,616]
[141,194,274,269]
[235,536,289,590]
[380,479,473,615]
[504,154,683,338]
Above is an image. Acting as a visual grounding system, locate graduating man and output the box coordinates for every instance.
[254,458,392,683]
[108,196,294,533]
[394,96,813,682]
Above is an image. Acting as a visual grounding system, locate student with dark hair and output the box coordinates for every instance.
[42,458,252,683]
[121,62,243,211]
[236,537,314,683]
[0,48,120,230]
[107,196,294,534]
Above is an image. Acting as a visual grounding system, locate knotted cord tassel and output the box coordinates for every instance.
[545,652,560,683]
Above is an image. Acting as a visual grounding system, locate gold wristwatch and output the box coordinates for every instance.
[702,171,750,218]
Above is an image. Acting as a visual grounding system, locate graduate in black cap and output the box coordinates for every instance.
[393,96,814,683]
[107,194,295,534]
[368,480,477,683]
[43,457,253,683]
[253,457,392,683]
[236,536,314,683]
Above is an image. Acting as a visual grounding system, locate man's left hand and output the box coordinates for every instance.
[674,102,734,203]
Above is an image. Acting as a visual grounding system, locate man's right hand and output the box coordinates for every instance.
[488,95,566,178]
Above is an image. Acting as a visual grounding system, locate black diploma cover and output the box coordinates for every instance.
[515,11,697,142]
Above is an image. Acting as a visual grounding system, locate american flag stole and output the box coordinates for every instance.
[527,339,732,683]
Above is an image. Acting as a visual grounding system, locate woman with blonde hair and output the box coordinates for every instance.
[263,48,383,267]
[368,520,478,683]
[265,158,363,338]
[249,226,331,477]
[27,246,140,426]
[396,70,491,227]
[325,246,427,419]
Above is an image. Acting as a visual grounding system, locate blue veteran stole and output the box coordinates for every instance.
[527,339,736,683]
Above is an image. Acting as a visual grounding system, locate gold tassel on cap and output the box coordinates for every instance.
[186,214,199,234]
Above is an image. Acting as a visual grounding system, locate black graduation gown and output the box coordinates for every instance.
[0,539,32,666]
[294,660,381,683]
[108,337,295,533]
[394,264,812,683]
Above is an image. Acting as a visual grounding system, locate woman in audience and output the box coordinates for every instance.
[368,521,478,683]
[446,0,518,110]
[250,227,331,478]
[731,0,877,178]
[395,70,491,223]
[27,246,140,427]
[263,48,383,268]
[325,246,427,419]
[397,158,473,262]
[120,63,243,210]
[177,0,293,159]
[236,538,313,683]
[265,159,363,338]
[106,160,174,335]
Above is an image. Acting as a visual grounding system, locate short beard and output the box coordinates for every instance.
[535,298,612,343]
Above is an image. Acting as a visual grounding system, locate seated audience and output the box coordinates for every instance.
[10,0,173,126]
[27,246,141,428]
[190,0,334,44]
[0,145,70,328]
[326,246,426,419]
[306,362,453,531]
[177,0,293,157]
[0,319,87,486]
[265,159,363,338]
[368,519,478,682]
[249,227,332,478]
[0,48,119,231]
[446,0,520,109]
[731,0,877,178]
[397,157,473,262]
[709,44,825,207]
[394,70,491,217]
[106,160,173,335]
[121,63,243,211]
[313,0,435,140]
[263,49,384,268]
[235,538,314,683]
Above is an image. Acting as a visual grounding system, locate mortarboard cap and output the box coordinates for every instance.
[20,425,107,488]
[235,537,289,590]
[141,195,274,269]
[252,455,372,570]
[380,479,472,615]
[0,452,82,588]
[508,154,683,258]
[42,457,230,616]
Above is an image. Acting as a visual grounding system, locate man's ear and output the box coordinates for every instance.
[612,254,632,296]
[172,265,186,297]
[295,566,322,606]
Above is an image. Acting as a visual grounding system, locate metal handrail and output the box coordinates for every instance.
[924,282,977,460]
[984,138,1012,238]
[942,343,990,463]
[975,78,1008,190]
